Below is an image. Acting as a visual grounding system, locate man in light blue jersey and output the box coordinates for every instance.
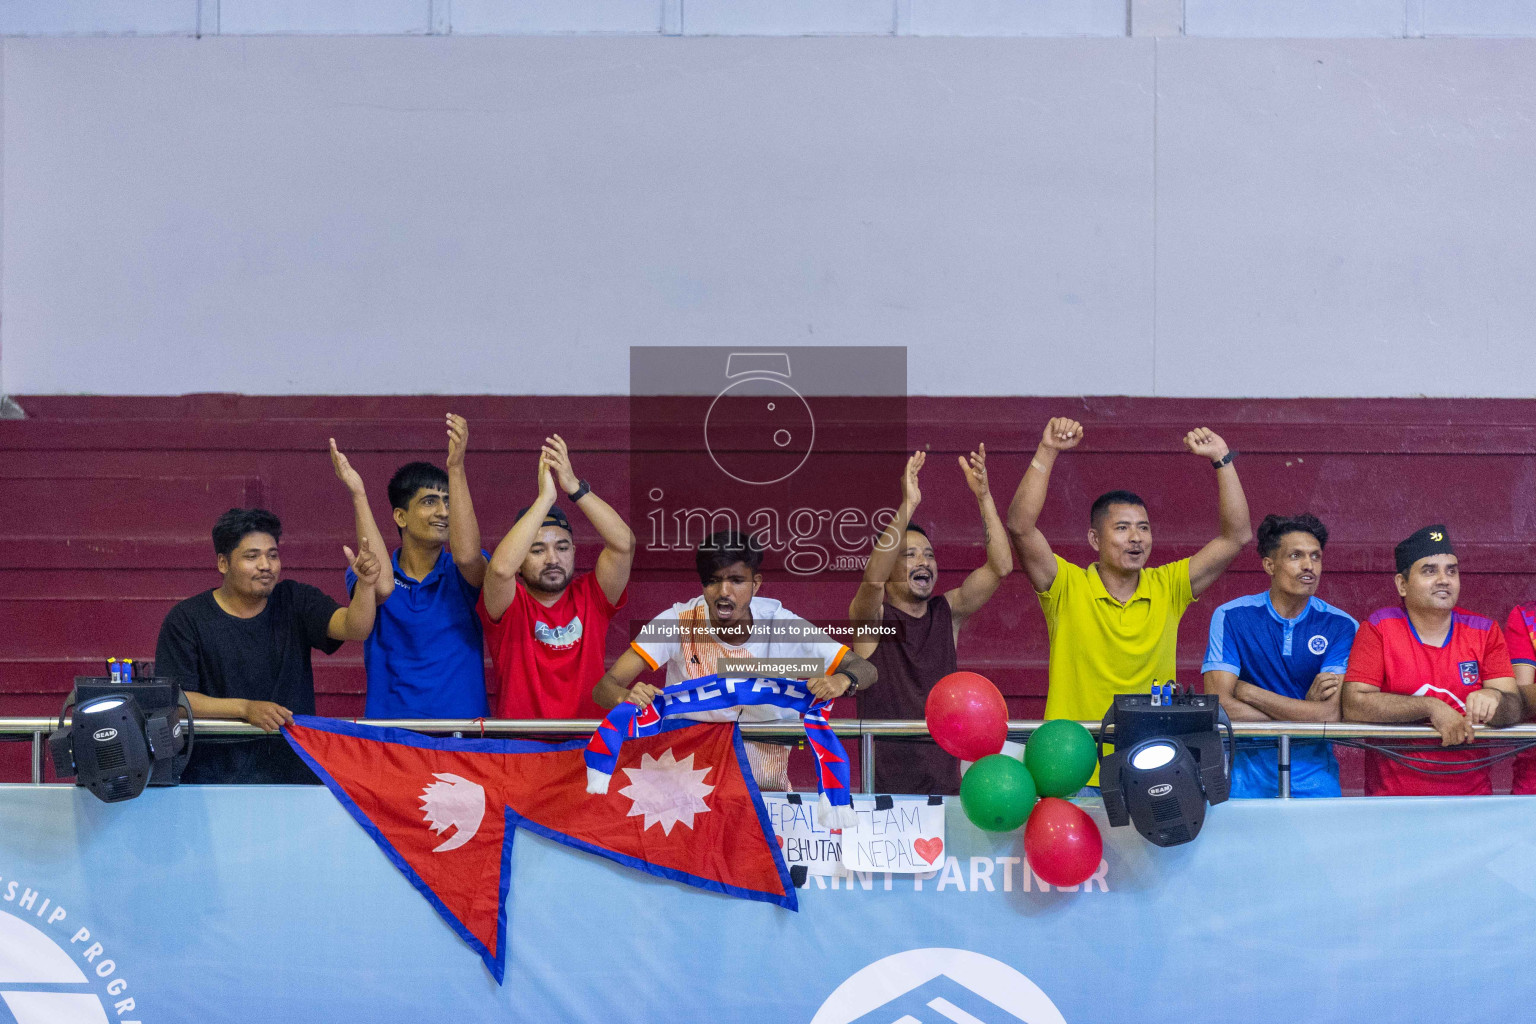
[1202,514,1357,798]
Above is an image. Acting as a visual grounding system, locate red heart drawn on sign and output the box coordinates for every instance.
[776,835,784,848]
[914,837,943,864]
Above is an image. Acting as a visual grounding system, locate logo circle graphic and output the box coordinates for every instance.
[812,948,1069,1024]
[92,728,118,743]
[1308,635,1328,656]
[1148,783,1173,797]
[0,909,112,1024]
[704,377,815,486]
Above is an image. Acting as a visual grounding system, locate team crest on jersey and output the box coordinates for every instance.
[534,616,584,651]
[1307,635,1328,656]
[1459,661,1480,688]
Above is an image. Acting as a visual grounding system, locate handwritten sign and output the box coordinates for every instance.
[840,796,947,874]
[763,795,843,877]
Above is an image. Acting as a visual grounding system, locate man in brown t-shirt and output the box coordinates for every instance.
[847,447,1013,794]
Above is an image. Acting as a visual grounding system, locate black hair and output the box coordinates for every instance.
[696,530,765,585]
[388,461,450,512]
[213,508,283,558]
[1089,490,1148,529]
[1257,513,1329,559]
[904,522,930,541]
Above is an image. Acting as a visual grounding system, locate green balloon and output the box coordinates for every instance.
[1024,719,1098,798]
[960,754,1038,832]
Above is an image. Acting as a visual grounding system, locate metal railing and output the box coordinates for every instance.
[9,717,1536,796]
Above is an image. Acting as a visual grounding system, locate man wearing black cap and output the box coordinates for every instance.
[1342,524,1521,796]
[480,435,635,720]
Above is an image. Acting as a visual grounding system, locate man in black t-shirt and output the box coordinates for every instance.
[156,507,382,783]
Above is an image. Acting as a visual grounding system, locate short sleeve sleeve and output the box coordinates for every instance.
[291,582,344,654]
[1505,607,1536,667]
[1201,603,1241,675]
[1037,555,1076,616]
[577,571,627,622]
[1345,621,1384,689]
[155,603,203,693]
[1482,624,1513,680]
[1320,612,1358,674]
[1167,558,1195,613]
[631,607,682,672]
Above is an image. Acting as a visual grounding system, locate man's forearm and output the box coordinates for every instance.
[862,500,914,588]
[836,652,877,693]
[1216,692,1273,722]
[489,496,555,579]
[1487,688,1525,728]
[593,673,630,710]
[977,493,1012,577]
[1214,463,1253,545]
[447,465,484,572]
[576,492,635,555]
[1005,445,1054,540]
[184,691,249,720]
[1342,687,1438,723]
[1235,681,1338,723]
[339,584,379,641]
[349,493,394,599]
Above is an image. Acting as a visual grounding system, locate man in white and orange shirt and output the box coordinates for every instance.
[593,530,877,789]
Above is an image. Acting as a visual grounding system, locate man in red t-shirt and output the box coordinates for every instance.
[479,436,634,719]
[1342,524,1520,796]
[1502,602,1536,793]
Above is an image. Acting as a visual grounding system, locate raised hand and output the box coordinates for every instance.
[1040,418,1083,453]
[902,450,925,508]
[1183,427,1231,462]
[958,443,990,499]
[446,413,469,470]
[329,438,366,497]
[536,451,559,504]
[345,536,382,587]
[542,434,581,495]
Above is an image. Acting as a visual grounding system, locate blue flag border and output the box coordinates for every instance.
[281,715,796,985]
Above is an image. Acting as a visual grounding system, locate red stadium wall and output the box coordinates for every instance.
[4,395,1535,788]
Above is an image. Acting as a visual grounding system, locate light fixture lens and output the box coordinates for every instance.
[79,696,127,713]
[1130,741,1177,770]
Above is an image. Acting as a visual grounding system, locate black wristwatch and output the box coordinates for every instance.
[840,671,860,696]
[567,479,591,503]
[1211,450,1237,470]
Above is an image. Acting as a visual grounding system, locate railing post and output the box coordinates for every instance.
[32,732,44,785]
[859,730,875,795]
[1278,734,1291,799]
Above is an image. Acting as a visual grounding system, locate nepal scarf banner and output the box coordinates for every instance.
[584,674,857,830]
[282,715,795,983]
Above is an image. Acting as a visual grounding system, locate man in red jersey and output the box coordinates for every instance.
[1342,524,1521,795]
[480,436,634,720]
[1502,601,1536,793]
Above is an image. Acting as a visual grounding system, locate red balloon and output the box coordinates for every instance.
[1023,798,1103,888]
[924,671,1008,762]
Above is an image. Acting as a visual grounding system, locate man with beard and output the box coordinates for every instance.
[335,415,490,719]
[847,447,1012,794]
[593,530,877,790]
[1343,524,1520,795]
[1202,514,1357,797]
[1007,418,1252,785]
[155,507,382,783]
[481,435,634,719]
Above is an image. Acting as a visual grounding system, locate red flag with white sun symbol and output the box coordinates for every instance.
[283,716,794,982]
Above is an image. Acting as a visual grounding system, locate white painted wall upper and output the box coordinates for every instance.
[6,1,1536,38]
[2,33,1533,397]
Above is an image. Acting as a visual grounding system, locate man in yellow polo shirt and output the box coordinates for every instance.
[1006,418,1253,783]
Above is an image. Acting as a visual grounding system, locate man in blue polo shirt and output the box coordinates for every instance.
[1202,513,1357,798]
[335,414,488,718]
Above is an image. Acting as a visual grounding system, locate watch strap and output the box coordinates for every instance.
[567,479,591,503]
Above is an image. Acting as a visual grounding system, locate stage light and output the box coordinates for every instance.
[1098,691,1231,848]
[49,677,193,803]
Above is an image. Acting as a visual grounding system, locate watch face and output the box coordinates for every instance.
[704,376,815,486]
